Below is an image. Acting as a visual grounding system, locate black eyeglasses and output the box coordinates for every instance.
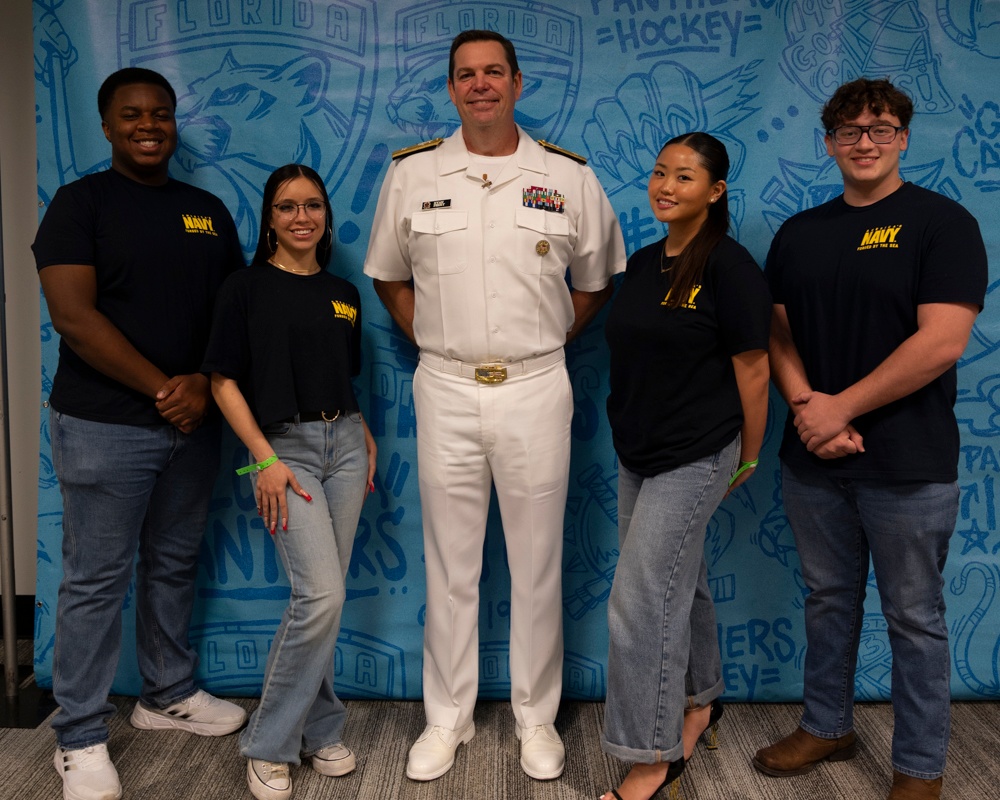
[828,125,906,145]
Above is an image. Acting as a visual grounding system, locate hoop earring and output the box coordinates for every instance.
[267,228,277,254]
[322,225,333,249]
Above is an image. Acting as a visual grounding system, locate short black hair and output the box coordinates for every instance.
[97,68,177,118]
[821,78,914,132]
[448,30,520,82]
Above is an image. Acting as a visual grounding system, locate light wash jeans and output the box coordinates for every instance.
[782,461,958,779]
[601,437,739,763]
[50,410,221,749]
[239,414,368,764]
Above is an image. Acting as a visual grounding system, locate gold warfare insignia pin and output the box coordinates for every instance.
[536,240,550,256]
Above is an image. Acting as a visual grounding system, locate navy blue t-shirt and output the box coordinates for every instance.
[32,169,243,425]
[606,235,771,477]
[766,182,988,482]
[202,260,362,428]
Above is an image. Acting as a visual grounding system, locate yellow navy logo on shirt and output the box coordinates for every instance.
[331,300,358,326]
[857,225,902,251]
[662,285,702,310]
[181,214,219,236]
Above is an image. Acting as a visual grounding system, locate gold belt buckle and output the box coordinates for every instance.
[475,364,507,384]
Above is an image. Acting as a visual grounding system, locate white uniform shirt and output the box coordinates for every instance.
[364,126,626,363]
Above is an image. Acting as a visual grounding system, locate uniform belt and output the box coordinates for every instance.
[418,350,564,384]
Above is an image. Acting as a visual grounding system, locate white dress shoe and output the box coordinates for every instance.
[406,723,475,781]
[516,723,565,780]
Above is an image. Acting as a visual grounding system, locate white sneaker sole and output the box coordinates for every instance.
[311,749,357,777]
[130,702,245,736]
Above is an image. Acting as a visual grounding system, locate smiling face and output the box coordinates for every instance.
[447,39,522,137]
[268,175,327,263]
[647,143,726,232]
[102,83,177,185]
[825,107,909,204]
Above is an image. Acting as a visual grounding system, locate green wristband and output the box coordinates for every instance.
[235,454,278,476]
[728,458,759,487]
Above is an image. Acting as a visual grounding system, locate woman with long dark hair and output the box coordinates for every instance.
[202,164,376,800]
[600,133,771,800]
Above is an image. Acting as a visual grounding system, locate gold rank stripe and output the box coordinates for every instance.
[537,140,587,164]
[392,137,445,160]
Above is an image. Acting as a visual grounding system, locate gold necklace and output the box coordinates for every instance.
[268,257,318,275]
[660,244,674,273]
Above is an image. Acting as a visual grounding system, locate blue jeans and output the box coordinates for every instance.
[601,438,738,763]
[50,410,221,749]
[782,461,958,779]
[239,415,367,764]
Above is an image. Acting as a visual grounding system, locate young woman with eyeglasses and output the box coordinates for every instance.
[202,163,376,800]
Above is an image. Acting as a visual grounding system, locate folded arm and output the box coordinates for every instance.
[40,263,209,432]
[792,302,978,452]
[769,303,863,460]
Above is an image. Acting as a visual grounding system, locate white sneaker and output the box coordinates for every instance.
[406,723,475,781]
[515,723,565,780]
[310,743,356,776]
[247,758,291,800]
[53,744,122,800]
[130,689,246,736]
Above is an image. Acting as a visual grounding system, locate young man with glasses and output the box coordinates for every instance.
[752,78,988,800]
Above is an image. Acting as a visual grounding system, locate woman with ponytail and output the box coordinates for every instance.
[600,133,771,800]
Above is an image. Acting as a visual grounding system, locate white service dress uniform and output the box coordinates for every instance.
[364,125,625,732]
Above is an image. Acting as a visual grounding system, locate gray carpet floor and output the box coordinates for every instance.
[1,642,997,799]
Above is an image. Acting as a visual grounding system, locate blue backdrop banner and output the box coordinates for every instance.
[32,0,1000,703]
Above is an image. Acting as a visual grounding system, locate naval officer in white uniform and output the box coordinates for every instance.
[364,29,625,783]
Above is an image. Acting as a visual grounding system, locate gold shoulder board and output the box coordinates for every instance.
[391,138,445,160]
[537,139,587,165]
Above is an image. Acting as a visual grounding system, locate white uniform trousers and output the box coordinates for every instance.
[412,357,572,731]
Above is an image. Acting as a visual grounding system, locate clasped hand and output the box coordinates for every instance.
[156,373,210,433]
[792,391,865,459]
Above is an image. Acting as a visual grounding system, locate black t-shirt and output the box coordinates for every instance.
[606,235,772,477]
[202,260,362,428]
[32,169,243,425]
[766,182,988,482]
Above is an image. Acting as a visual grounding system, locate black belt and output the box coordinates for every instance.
[281,410,342,423]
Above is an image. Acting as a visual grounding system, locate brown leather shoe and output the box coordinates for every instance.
[887,771,942,800]
[752,726,857,776]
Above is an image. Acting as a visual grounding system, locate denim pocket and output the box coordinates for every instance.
[261,421,293,436]
[726,433,743,478]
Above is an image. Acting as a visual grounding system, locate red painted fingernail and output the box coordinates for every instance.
[368,481,375,494]
[282,522,287,531]
[303,493,313,502]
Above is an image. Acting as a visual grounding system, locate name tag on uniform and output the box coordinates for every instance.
[421,199,451,209]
